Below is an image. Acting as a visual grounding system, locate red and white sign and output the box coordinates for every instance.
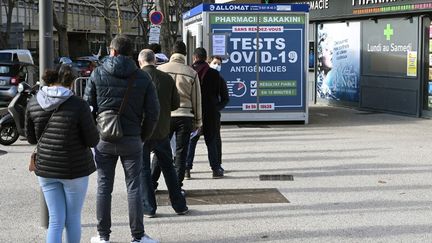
[242,103,258,111]
[150,11,164,25]
[259,103,275,110]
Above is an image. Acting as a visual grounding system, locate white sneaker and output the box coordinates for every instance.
[91,235,110,243]
[131,234,159,243]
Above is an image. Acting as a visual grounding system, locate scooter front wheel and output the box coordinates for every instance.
[0,124,19,145]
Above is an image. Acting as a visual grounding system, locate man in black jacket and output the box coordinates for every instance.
[84,35,160,243]
[188,48,229,178]
[138,49,188,217]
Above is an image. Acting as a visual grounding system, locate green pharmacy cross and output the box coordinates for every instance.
[384,24,394,41]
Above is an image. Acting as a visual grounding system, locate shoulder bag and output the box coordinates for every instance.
[96,71,136,142]
[29,109,58,172]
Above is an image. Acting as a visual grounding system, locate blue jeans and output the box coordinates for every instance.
[38,176,89,243]
[95,136,144,240]
[142,137,187,214]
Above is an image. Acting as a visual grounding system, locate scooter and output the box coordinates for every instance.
[0,82,38,145]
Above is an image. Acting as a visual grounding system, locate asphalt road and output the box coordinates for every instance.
[1,105,432,243]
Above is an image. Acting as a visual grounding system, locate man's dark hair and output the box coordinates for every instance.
[110,34,133,56]
[209,55,222,62]
[193,47,207,61]
[172,41,187,55]
[148,43,162,54]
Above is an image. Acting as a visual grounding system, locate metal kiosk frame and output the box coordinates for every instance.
[183,3,309,123]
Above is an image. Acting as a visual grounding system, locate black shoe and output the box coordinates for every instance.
[184,169,191,180]
[175,206,189,215]
[144,213,156,218]
[212,168,224,179]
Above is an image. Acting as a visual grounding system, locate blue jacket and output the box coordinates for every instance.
[84,55,160,140]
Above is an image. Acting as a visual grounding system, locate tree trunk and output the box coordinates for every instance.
[115,0,122,34]
[104,0,112,50]
[53,2,69,57]
[159,0,173,55]
[3,0,16,48]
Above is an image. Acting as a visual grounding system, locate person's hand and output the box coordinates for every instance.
[193,126,202,136]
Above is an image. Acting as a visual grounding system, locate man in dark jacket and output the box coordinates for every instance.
[188,48,229,178]
[138,49,188,217]
[84,35,160,243]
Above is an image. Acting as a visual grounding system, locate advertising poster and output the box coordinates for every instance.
[429,81,432,108]
[406,51,417,77]
[209,13,306,112]
[363,19,418,78]
[316,22,360,102]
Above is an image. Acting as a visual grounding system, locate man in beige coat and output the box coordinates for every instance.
[156,41,202,193]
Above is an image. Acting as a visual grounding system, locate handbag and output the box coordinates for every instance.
[96,71,136,142]
[29,108,58,172]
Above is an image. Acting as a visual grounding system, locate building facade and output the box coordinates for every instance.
[268,0,432,117]
[1,0,146,58]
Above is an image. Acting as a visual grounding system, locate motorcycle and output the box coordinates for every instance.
[0,82,38,145]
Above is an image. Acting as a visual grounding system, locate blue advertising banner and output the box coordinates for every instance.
[183,3,309,20]
[209,13,306,112]
[316,22,360,102]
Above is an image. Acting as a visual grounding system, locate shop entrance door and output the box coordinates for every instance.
[421,17,432,116]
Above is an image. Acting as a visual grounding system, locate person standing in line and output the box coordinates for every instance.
[84,35,160,243]
[26,65,99,243]
[156,41,202,193]
[138,49,188,217]
[148,43,169,65]
[147,43,174,187]
[185,50,229,179]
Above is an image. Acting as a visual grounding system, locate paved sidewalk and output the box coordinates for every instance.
[1,105,432,242]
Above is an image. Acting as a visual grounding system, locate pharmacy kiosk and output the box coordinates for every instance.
[183,3,309,123]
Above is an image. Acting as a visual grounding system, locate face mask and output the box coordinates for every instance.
[210,64,221,72]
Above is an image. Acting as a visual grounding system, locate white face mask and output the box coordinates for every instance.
[210,64,222,72]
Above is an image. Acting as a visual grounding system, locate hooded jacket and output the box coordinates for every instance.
[157,53,202,128]
[26,86,99,179]
[84,55,160,140]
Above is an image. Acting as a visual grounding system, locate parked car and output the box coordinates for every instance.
[0,61,37,105]
[71,58,97,77]
[54,56,73,65]
[0,49,34,64]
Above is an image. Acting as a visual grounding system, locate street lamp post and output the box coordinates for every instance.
[39,0,54,84]
[39,0,54,229]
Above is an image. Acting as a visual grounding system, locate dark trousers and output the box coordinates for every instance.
[153,117,193,188]
[94,136,144,240]
[186,118,222,171]
[142,137,187,214]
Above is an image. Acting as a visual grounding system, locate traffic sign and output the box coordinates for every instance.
[150,11,164,25]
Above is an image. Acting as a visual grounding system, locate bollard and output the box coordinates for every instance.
[40,190,48,229]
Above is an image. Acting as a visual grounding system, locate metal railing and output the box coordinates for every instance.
[73,77,89,97]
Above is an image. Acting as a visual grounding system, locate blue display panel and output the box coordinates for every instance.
[209,13,306,112]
